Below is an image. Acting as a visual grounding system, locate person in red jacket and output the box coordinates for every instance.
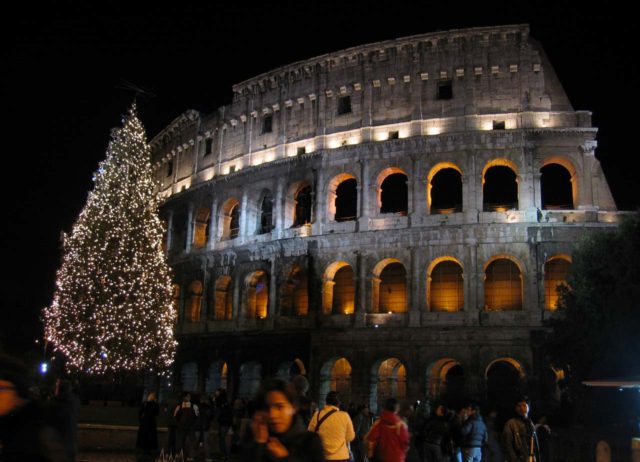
[366,398,410,462]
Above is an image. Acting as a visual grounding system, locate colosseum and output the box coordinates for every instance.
[150,24,622,413]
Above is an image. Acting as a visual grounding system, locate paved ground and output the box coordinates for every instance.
[77,451,241,462]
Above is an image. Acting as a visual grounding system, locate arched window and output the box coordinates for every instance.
[213,275,233,320]
[281,266,308,316]
[429,167,462,214]
[187,281,203,322]
[428,260,464,312]
[372,358,407,414]
[293,186,312,227]
[319,358,352,408]
[485,258,522,311]
[380,173,408,214]
[322,262,355,315]
[541,163,574,209]
[205,360,228,393]
[544,257,571,310]
[238,361,262,398]
[193,207,211,249]
[245,271,269,319]
[220,199,240,240]
[483,164,518,212]
[181,362,198,393]
[373,261,407,313]
[485,358,525,414]
[426,359,464,406]
[335,179,358,221]
[259,193,274,234]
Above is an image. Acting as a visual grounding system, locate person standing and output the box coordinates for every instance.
[174,392,199,461]
[197,395,214,462]
[352,404,374,462]
[216,389,233,460]
[136,392,160,458]
[502,397,538,462]
[308,391,355,462]
[422,403,451,462]
[459,404,488,462]
[50,379,80,462]
[366,398,410,462]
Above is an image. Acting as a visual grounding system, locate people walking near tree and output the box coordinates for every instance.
[174,392,199,461]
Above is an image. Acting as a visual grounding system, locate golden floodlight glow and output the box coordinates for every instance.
[427,126,441,136]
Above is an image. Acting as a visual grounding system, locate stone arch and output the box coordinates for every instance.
[205,360,228,393]
[322,261,356,315]
[427,257,464,312]
[181,361,198,393]
[540,157,577,209]
[285,181,313,228]
[485,357,526,414]
[544,254,572,311]
[220,198,240,240]
[258,189,274,234]
[372,259,407,313]
[482,159,519,212]
[192,207,211,249]
[187,280,203,322]
[244,270,269,319]
[276,358,307,382]
[238,361,262,398]
[327,173,358,222]
[376,167,408,214]
[484,255,524,311]
[319,357,352,408]
[213,275,233,320]
[280,265,309,316]
[427,162,463,214]
[426,358,465,405]
[370,358,407,414]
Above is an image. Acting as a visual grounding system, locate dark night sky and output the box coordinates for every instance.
[2,1,638,360]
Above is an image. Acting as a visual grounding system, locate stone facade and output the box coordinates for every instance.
[150,25,624,412]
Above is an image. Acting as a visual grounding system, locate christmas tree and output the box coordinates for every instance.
[44,104,176,374]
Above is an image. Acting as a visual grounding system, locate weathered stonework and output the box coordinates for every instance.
[151,25,626,411]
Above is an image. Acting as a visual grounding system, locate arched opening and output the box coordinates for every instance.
[334,178,358,222]
[293,185,312,227]
[220,199,240,240]
[426,359,465,409]
[187,281,203,322]
[181,362,198,393]
[428,258,464,312]
[485,358,525,424]
[544,256,572,310]
[171,211,187,251]
[322,262,355,315]
[371,358,406,414]
[276,359,306,382]
[373,260,407,313]
[483,163,518,212]
[193,207,211,249]
[380,173,408,214]
[485,257,523,311]
[172,284,181,324]
[319,358,352,408]
[245,271,269,319]
[213,275,233,320]
[429,165,463,214]
[541,163,574,210]
[205,360,228,393]
[280,266,309,316]
[259,192,274,234]
[238,361,262,398]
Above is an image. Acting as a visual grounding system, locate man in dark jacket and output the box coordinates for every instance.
[50,379,80,462]
[502,397,538,462]
[459,403,488,462]
[422,403,451,462]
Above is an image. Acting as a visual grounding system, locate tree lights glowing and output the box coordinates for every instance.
[44,105,177,374]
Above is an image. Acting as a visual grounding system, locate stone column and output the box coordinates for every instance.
[268,257,277,329]
[355,252,367,327]
[463,151,479,223]
[409,249,421,326]
[186,202,194,253]
[239,190,249,242]
[361,63,373,143]
[578,141,597,210]
[165,210,174,255]
[466,240,480,324]
[358,159,370,231]
[274,176,285,239]
[409,154,423,226]
[207,199,218,250]
[410,49,423,137]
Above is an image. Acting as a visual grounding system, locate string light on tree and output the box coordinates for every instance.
[44,104,177,374]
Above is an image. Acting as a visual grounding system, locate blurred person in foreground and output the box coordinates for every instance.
[0,353,65,461]
[366,398,410,462]
[242,379,325,462]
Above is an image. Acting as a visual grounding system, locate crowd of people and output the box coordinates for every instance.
[148,375,549,462]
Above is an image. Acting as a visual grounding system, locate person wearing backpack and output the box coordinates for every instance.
[308,391,355,461]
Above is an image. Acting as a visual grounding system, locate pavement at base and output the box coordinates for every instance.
[77,452,241,462]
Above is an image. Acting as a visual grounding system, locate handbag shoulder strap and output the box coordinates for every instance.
[314,409,338,432]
